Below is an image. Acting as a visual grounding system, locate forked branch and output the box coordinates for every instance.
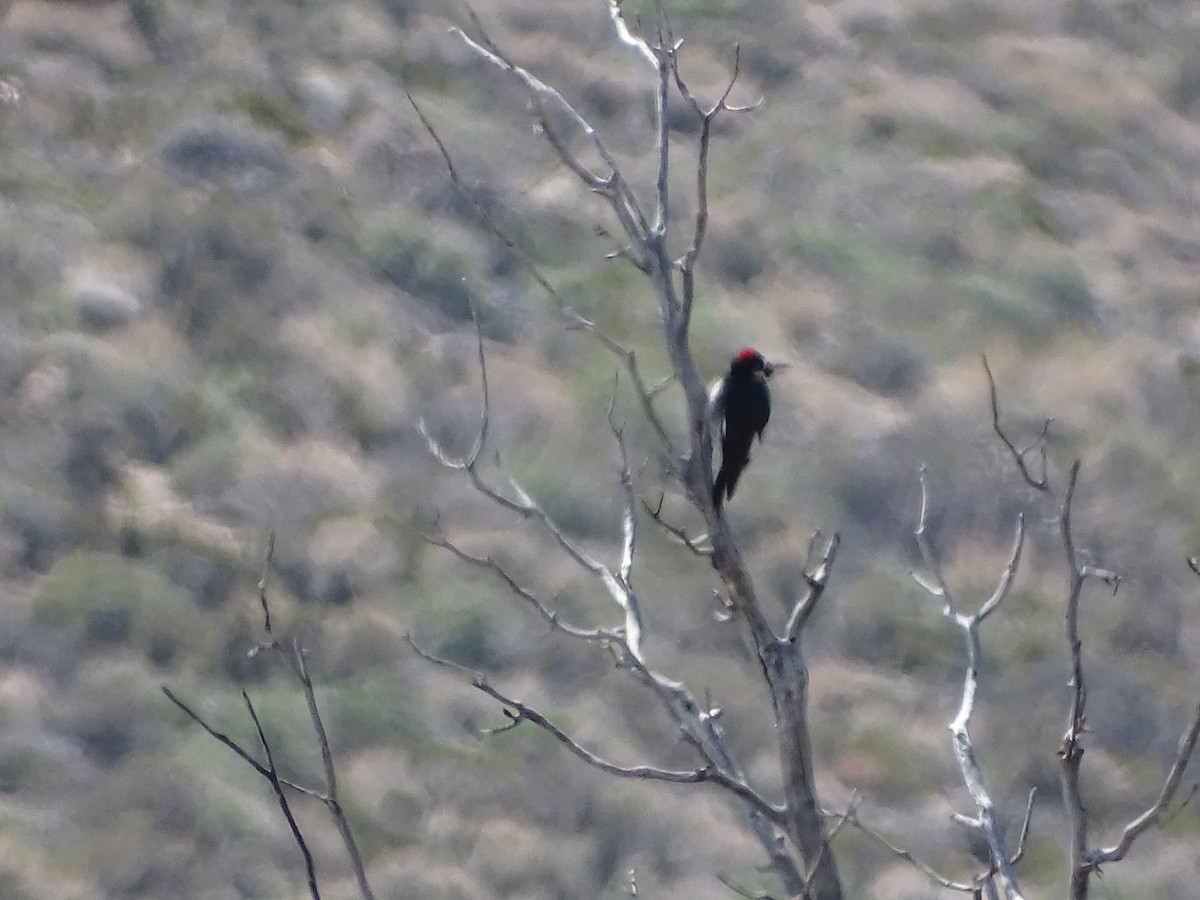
[982,355,1051,493]
[406,634,787,829]
[986,370,1200,898]
[163,687,322,900]
[1087,699,1200,868]
[164,538,375,900]
[913,468,1028,900]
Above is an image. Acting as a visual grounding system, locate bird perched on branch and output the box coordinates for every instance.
[709,348,781,510]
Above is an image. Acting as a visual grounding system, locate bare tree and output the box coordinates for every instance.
[411,5,844,899]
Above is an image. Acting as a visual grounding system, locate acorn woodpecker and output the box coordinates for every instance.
[709,348,779,510]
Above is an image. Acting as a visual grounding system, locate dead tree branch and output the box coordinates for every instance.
[985,371,1200,899]
[982,355,1051,493]
[641,492,712,557]
[1055,461,1197,897]
[784,531,840,642]
[162,686,321,900]
[164,537,376,900]
[422,317,805,894]
[407,634,787,826]
[913,467,1028,900]
[1087,704,1200,869]
[829,801,975,893]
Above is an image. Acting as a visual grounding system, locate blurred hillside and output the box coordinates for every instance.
[1,0,1200,897]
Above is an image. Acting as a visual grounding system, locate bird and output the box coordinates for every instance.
[708,348,779,510]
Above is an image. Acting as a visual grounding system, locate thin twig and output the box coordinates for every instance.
[453,16,651,246]
[641,493,711,556]
[242,691,322,900]
[166,531,377,900]
[292,642,376,900]
[608,387,647,660]
[828,803,974,892]
[1058,461,1090,898]
[406,89,680,464]
[982,355,1050,492]
[258,531,275,634]
[162,686,271,778]
[1010,788,1037,865]
[669,42,759,331]
[912,466,957,616]
[424,529,613,642]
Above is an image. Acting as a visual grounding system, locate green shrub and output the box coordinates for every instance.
[33,551,203,665]
[321,677,428,752]
[170,432,244,506]
[232,88,313,145]
[363,220,473,321]
[838,567,959,678]
[50,658,164,766]
[147,191,309,362]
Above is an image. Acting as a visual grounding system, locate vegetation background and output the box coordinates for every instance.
[1,0,1199,896]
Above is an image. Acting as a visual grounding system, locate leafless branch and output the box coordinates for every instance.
[982,355,1050,492]
[913,470,1028,900]
[1051,459,1200,897]
[669,42,760,330]
[620,651,800,886]
[424,529,613,643]
[242,691,322,899]
[406,634,785,823]
[421,306,652,662]
[829,803,975,892]
[166,537,376,900]
[453,15,651,249]
[785,531,840,641]
[421,10,838,898]
[416,298,530,519]
[641,492,711,556]
[1010,788,1037,865]
[608,0,657,68]
[162,686,270,777]
[1057,460,1092,897]
[1088,699,1200,868]
[652,36,671,239]
[913,466,958,616]
[488,451,649,663]
[980,515,1025,623]
[291,642,375,900]
[257,531,276,634]
[163,686,321,900]
[608,384,638,591]
[965,789,1039,895]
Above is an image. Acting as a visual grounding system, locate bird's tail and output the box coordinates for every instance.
[712,461,743,511]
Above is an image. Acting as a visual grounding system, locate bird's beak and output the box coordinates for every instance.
[764,361,789,377]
